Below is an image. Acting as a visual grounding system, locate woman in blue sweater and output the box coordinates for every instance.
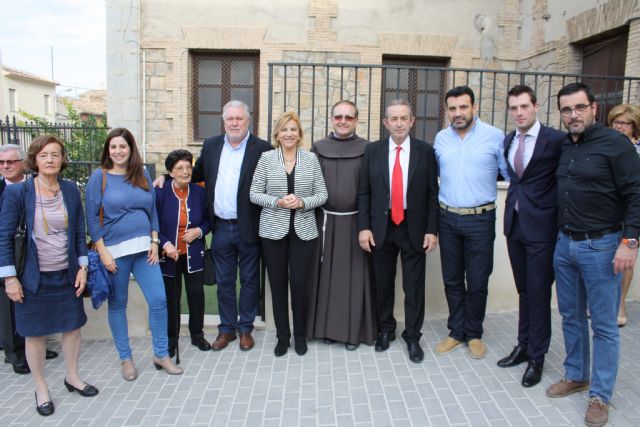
[86,128,182,380]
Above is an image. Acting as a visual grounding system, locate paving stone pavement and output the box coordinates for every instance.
[1,302,639,427]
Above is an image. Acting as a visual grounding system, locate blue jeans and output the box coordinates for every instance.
[438,208,496,341]
[212,221,261,333]
[553,231,621,403]
[108,252,168,360]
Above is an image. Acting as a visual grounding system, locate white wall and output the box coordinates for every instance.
[0,75,56,121]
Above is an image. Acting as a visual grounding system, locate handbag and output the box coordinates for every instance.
[203,239,216,286]
[13,210,27,277]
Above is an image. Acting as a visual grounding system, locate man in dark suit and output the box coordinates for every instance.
[155,100,271,352]
[498,85,565,387]
[358,99,439,363]
[0,144,58,374]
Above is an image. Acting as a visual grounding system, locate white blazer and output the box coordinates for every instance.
[250,148,327,241]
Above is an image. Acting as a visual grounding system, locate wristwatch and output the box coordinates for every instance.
[622,238,639,249]
[79,265,88,272]
[150,238,161,245]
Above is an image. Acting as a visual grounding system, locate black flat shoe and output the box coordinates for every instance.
[192,336,211,351]
[345,343,359,351]
[374,332,396,352]
[45,349,58,360]
[294,337,307,356]
[12,360,30,375]
[274,339,290,357]
[407,342,424,363]
[521,361,543,388]
[64,379,99,397]
[497,345,528,368]
[35,392,54,416]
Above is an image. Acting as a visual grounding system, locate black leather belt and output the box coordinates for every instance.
[561,225,622,241]
[215,216,238,224]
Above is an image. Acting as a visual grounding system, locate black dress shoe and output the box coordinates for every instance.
[274,339,290,357]
[45,349,58,360]
[192,337,211,351]
[12,360,30,375]
[322,338,336,345]
[345,343,359,351]
[294,337,307,356]
[374,332,396,352]
[64,378,99,397]
[521,361,543,388]
[35,392,55,416]
[407,342,424,363]
[497,345,528,368]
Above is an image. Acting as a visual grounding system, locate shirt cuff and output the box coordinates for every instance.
[0,266,18,278]
[78,256,88,266]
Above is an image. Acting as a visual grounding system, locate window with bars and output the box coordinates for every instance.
[580,28,628,124]
[381,56,449,143]
[192,51,260,141]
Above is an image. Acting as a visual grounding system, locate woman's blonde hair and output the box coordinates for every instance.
[272,111,303,148]
[608,104,640,139]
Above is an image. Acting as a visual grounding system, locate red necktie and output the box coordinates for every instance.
[391,146,404,225]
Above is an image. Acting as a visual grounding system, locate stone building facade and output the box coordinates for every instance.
[101,0,640,330]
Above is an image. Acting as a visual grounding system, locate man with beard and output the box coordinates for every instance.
[433,86,508,360]
[546,82,640,427]
[308,100,376,350]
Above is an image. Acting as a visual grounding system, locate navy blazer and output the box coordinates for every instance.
[0,178,88,293]
[503,125,565,242]
[192,133,272,244]
[156,182,211,276]
[358,137,439,253]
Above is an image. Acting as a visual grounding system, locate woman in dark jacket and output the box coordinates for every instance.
[156,149,211,357]
[0,135,98,417]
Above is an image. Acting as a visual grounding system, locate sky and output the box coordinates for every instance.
[0,0,106,96]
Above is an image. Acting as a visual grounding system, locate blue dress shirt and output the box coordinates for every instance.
[214,132,249,219]
[434,118,508,208]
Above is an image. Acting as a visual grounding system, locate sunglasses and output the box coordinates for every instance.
[0,159,22,166]
[333,115,356,122]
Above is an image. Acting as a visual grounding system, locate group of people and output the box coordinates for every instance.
[1,84,638,427]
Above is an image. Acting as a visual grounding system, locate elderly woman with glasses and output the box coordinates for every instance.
[608,103,640,327]
[156,149,211,359]
[0,135,97,417]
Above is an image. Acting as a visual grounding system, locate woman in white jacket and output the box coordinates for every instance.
[250,111,327,357]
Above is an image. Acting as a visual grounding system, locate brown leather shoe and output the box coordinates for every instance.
[545,379,589,398]
[121,359,137,381]
[239,332,255,351]
[211,332,237,351]
[585,397,608,427]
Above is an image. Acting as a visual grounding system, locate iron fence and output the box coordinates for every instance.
[0,116,156,194]
[267,63,640,144]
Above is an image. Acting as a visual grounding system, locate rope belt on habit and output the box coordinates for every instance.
[321,207,358,262]
[439,202,496,215]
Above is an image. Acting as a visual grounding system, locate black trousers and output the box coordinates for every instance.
[163,254,206,346]
[506,213,554,363]
[371,219,426,343]
[262,233,316,341]
[0,283,25,363]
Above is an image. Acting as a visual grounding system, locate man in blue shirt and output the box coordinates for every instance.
[433,86,507,360]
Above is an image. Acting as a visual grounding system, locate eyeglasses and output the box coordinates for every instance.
[559,104,592,116]
[333,115,356,122]
[612,120,632,127]
[0,159,22,166]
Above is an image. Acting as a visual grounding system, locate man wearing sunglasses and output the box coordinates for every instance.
[308,100,376,351]
[0,144,58,375]
[548,82,640,427]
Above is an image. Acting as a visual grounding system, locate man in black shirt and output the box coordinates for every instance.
[546,82,640,427]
